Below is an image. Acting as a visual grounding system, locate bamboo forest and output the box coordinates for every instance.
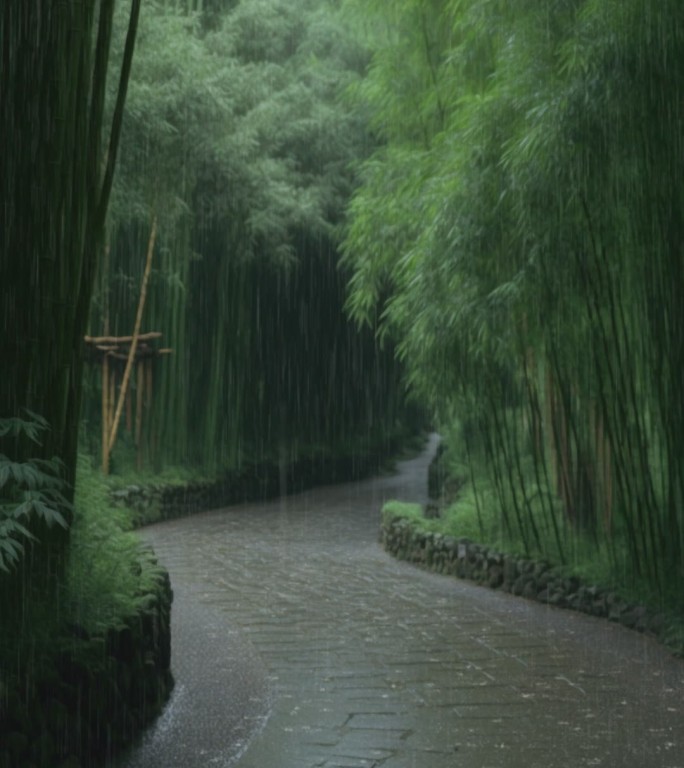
[2,1,684,766]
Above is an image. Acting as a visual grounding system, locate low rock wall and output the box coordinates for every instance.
[0,562,173,768]
[381,515,665,637]
[114,441,412,527]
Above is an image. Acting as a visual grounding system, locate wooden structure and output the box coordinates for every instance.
[85,215,164,474]
[84,333,172,473]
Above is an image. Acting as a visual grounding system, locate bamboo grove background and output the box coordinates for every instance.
[341,0,684,607]
[3,0,682,614]
[82,0,416,474]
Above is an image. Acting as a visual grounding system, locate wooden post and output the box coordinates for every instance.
[102,353,110,474]
[109,364,117,459]
[107,215,158,457]
[102,239,111,474]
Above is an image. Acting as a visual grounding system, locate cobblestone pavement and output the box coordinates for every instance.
[117,436,684,768]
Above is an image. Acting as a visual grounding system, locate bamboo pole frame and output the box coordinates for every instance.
[86,331,162,344]
[106,215,158,463]
[88,335,169,474]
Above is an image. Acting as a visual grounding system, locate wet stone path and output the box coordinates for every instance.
[117,437,684,768]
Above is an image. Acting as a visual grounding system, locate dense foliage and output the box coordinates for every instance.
[0,0,143,632]
[342,0,684,607]
[0,0,140,490]
[4,3,684,759]
[86,0,413,473]
[1,0,416,660]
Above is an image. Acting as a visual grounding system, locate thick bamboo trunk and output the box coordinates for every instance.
[595,406,613,534]
[0,0,142,623]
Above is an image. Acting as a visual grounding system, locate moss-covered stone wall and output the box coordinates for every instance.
[114,437,417,527]
[0,565,173,768]
[381,514,666,638]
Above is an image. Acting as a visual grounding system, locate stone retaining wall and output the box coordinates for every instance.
[381,515,665,637]
[114,439,414,527]
[0,559,173,768]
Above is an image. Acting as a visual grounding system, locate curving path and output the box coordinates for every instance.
[114,436,684,768]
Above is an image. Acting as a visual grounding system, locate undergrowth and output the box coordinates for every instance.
[0,443,166,675]
[383,428,684,655]
[66,454,166,635]
[103,433,215,489]
[102,422,426,491]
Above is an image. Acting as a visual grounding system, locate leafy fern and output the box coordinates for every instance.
[0,414,72,572]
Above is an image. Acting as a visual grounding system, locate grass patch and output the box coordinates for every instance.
[382,500,432,527]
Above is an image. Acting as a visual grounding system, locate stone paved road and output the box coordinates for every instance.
[115,436,684,768]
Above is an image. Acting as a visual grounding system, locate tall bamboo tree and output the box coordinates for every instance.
[0,0,141,578]
[343,0,684,603]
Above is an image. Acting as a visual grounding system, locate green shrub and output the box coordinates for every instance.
[382,500,427,526]
[66,455,164,634]
[0,413,71,572]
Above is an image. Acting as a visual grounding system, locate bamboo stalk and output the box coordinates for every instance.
[146,358,154,466]
[107,215,158,455]
[102,354,110,474]
[109,366,117,435]
[146,358,153,408]
[125,383,132,433]
[107,363,117,472]
[136,359,144,470]
[595,406,613,534]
